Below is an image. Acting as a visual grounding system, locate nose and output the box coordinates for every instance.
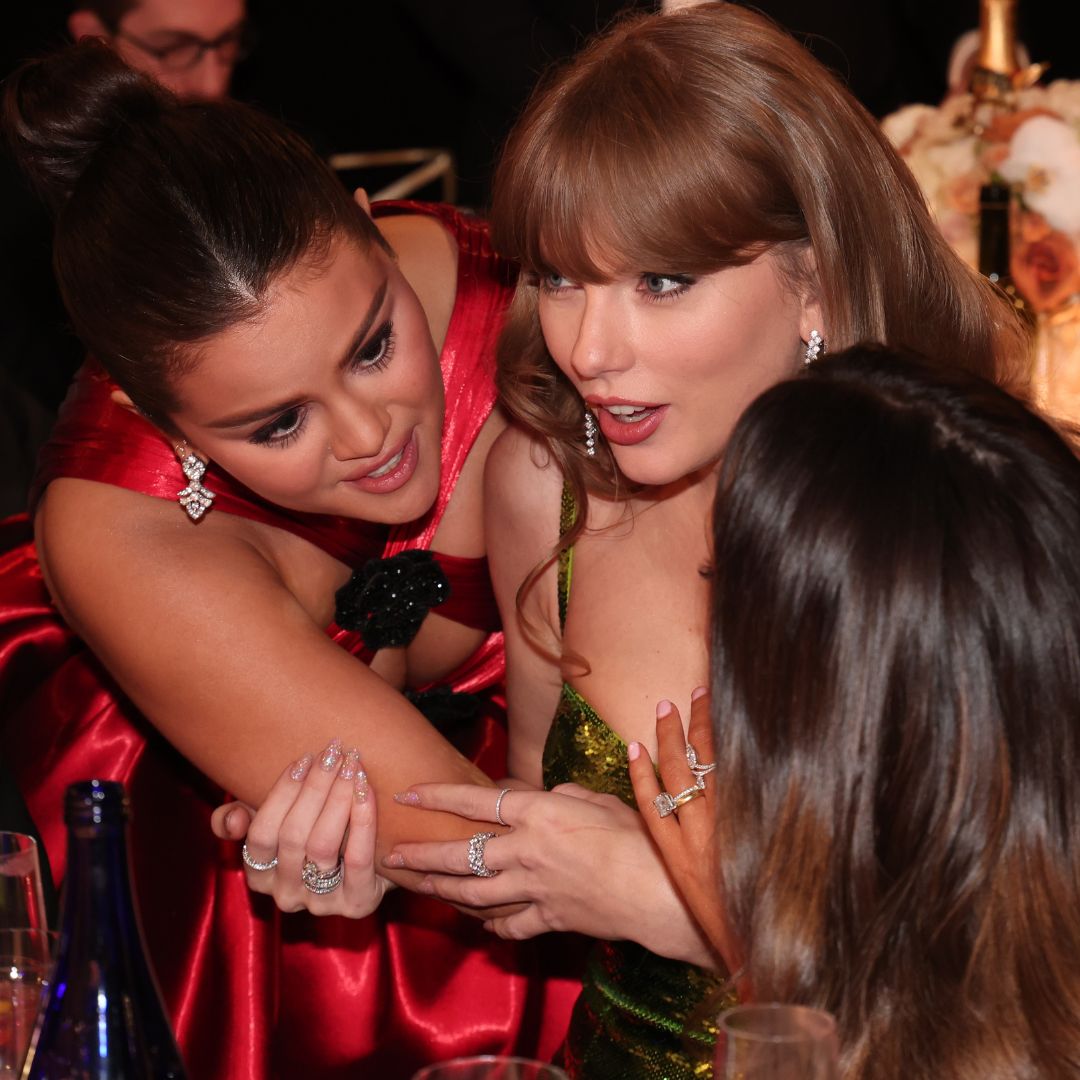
[327,395,391,464]
[567,290,633,382]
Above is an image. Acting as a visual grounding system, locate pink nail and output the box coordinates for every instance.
[393,791,421,806]
[354,768,369,802]
[627,741,641,762]
[417,876,435,894]
[691,686,708,702]
[382,852,405,868]
[319,738,343,772]
[289,754,313,781]
[339,749,360,782]
[656,699,673,718]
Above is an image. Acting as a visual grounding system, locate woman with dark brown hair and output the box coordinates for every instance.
[0,39,578,1079]
[366,4,1031,1077]
[630,346,1080,1078]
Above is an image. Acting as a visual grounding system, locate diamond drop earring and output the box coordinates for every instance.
[175,444,216,521]
[804,329,825,367]
[584,409,598,457]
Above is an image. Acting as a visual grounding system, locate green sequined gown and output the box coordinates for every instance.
[543,490,735,1078]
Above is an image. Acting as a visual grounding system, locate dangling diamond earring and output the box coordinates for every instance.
[175,444,216,521]
[804,329,825,367]
[584,409,598,458]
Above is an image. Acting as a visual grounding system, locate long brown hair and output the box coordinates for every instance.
[490,2,1029,558]
[3,40,385,429]
[710,346,1080,1077]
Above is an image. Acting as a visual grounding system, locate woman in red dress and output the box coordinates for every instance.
[0,41,577,1078]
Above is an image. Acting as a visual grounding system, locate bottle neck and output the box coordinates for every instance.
[972,0,1020,106]
[59,823,141,950]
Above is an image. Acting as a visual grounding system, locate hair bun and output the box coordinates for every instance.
[3,39,171,210]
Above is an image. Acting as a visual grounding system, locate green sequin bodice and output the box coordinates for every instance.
[544,490,734,1079]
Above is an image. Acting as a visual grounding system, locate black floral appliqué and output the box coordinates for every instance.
[334,550,450,650]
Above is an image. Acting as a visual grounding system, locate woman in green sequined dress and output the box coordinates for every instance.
[232,5,1029,1076]
[383,6,1028,1077]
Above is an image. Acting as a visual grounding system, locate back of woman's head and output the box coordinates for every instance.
[491,2,1029,505]
[710,345,1080,1077]
[3,40,383,427]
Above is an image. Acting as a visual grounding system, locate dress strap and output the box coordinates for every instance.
[557,481,577,634]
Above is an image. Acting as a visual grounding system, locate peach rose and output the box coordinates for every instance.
[1011,218,1080,312]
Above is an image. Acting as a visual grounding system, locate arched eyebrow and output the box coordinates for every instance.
[206,278,389,430]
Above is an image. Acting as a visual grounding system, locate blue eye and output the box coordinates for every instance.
[539,272,576,293]
[641,273,695,298]
[352,320,395,371]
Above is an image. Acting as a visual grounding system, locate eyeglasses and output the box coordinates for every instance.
[110,22,254,72]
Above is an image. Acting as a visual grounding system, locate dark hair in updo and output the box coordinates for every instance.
[3,40,384,427]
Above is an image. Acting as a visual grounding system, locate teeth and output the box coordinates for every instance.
[368,447,405,478]
[604,404,652,422]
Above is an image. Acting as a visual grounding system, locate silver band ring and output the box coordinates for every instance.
[654,785,704,819]
[467,831,499,878]
[301,857,344,895]
[494,788,512,828]
[686,743,718,790]
[242,842,277,872]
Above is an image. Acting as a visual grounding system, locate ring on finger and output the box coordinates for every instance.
[242,842,278,872]
[653,785,704,819]
[302,856,344,894]
[686,743,718,790]
[494,787,512,828]
[467,831,499,878]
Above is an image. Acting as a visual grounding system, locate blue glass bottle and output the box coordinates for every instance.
[22,780,187,1079]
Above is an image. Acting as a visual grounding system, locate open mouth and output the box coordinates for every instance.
[593,403,668,446]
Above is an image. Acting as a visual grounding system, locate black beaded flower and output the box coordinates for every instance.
[334,550,450,650]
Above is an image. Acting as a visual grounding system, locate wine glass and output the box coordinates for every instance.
[0,834,46,933]
[0,928,57,1074]
[717,1003,839,1079]
[411,1056,570,1080]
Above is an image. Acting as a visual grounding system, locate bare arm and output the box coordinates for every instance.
[483,424,566,786]
[36,478,491,881]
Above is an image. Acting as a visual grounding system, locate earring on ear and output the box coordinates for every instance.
[804,329,825,367]
[584,409,598,458]
[175,443,216,522]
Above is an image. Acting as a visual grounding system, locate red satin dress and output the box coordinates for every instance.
[0,203,581,1078]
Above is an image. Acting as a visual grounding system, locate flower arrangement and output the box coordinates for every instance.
[883,81,1080,314]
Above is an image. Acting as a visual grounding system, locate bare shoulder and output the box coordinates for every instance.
[484,423,563,539]
[36,478,287,631]
[376,211,457,350]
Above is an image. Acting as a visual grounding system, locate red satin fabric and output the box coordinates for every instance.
[0,203,581,1078]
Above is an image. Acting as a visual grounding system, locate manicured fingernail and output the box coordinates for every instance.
[354,768,368,802]
[627,741,642,762]
[290,754,313,781]
[393,791,421,806]
[382,852,405,868]
[339,748,360,782]
[319,738,343,772]
[691,686,708,701]
[417,876,435,894]
[223,808,236,832]
[656,699,673,718]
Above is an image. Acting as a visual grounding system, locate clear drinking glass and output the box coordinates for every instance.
[717,1003,840,1080]
[0,929,57,1074]
[412,1056,570,1080]
[0,835,46,933]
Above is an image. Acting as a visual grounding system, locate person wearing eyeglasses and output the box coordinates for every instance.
[68,0,249,101]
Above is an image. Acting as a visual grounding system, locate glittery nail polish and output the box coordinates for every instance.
[289,754,313,781]
[319,738,343,772]
[354,769,369,802]
[339,749,360,782]
[393,790,420,806]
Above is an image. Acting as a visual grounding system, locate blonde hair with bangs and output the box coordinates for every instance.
[491,1,1029,534]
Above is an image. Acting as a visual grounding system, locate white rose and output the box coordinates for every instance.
[1000,115,1080,235]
